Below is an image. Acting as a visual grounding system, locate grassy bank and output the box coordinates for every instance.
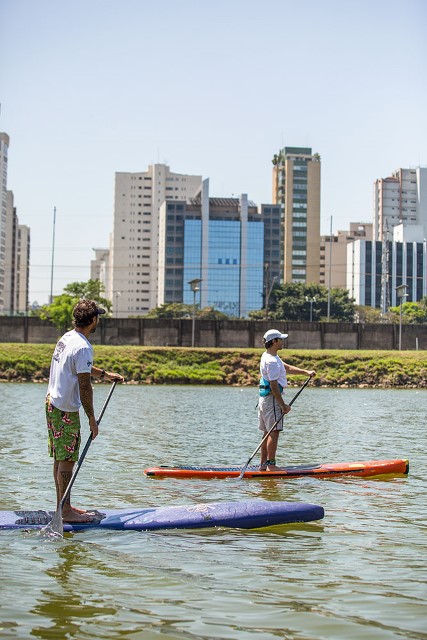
[0,343,426,387]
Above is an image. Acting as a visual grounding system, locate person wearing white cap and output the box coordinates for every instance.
[258,329,315,470]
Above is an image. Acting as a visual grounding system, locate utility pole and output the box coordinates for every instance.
[264,263,277,322]
[188,278,202,347]
[49,206,56,303]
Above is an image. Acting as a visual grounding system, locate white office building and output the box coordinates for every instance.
[0,133,30,314]
[97,164,202,316]
[0,133,9,311]
[374,167,427,242]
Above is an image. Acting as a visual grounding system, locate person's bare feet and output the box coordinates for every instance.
[71,506,90,514]
[62,508,97,523]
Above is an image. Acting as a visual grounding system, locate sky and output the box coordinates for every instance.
[1,0,426,306]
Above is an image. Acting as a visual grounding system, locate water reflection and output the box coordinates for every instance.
[30,541,119,639]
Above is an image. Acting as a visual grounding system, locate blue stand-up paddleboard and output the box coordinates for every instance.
[0,500,324,532]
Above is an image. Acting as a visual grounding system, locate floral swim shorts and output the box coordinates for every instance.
[45,395,81,461]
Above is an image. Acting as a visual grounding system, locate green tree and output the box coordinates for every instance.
[146,303,231,319]
[248,309,266,320]
[355,305,383,323]
[39,279,111,331]
[63,280,111,308]
[390,299,427,324]
[197,306,229,320]
[269,283,355,322]
[145,303,194,318]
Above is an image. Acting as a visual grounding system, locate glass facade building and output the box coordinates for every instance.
[161,187,274,317]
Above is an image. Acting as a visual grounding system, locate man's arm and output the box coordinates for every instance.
[77,372,98,439]
[284,364,316,377]
[270,379,291,414]
[91,366,124,383]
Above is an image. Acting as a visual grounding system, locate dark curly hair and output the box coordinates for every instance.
[72,299,105,328]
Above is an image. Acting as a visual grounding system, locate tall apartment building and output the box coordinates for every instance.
[272,146,321,284]
[0,133,30,314]
[374,167,427,242]
[157,179,279,317]
[320,222,372,290]
[16,225,30,312]
[105,164,202,316]
[0,133,9,311]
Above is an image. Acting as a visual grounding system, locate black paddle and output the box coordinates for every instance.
[237,374,314,480]
[42,380,118,537]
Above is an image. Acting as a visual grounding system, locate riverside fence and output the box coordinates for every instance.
[0,317,426,350]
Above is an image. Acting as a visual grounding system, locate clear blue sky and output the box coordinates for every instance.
[1,0,426,305]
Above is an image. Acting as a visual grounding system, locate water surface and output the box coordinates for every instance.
[0,384,426,639]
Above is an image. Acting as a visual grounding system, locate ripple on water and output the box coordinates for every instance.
[0,384,426,640]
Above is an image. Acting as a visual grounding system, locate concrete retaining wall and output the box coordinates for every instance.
[0,316,425,350]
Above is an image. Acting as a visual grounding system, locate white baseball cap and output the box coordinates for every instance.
[263,329,288,341]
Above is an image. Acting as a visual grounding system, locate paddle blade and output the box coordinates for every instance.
[40,507,63,538]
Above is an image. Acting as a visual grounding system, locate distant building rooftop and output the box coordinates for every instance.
[188,196,257,208]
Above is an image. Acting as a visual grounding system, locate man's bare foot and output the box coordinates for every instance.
[266,464,279,471]
[71,506,90,514]
[62,509,98,523]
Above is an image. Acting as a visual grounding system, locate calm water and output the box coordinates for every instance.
[0,383,426,640]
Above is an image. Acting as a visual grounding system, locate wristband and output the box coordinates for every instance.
[100,369,106,379]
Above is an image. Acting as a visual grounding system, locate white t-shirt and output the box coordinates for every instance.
[260,351,288,389]
[47,330,94,412]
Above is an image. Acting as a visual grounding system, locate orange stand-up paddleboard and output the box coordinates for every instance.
[144,458,409,480]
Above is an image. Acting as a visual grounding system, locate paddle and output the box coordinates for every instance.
[237,373,314,480]
[42,380,118,537]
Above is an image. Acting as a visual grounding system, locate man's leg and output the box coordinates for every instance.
[266,430,280,469]
[56,459,95,522]
[259,439,268,470]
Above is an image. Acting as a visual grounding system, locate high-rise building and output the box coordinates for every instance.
[0,133,9,311]
[272,146,321,284]
[374,167,427,242]
[106,164,202,316]
[0,133,30,314]
[15,224,30,313]
[157,179,271,317]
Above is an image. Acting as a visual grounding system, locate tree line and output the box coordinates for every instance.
[32,280,427,330]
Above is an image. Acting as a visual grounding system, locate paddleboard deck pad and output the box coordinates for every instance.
[0,500,324,531]
[144,458,409,480]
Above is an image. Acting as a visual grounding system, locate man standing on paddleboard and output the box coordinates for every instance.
[45,299,124,523]
[258,329,315,471]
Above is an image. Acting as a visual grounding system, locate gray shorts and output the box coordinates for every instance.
[258,394,284,433]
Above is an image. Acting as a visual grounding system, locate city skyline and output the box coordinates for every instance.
[1,0,426,305]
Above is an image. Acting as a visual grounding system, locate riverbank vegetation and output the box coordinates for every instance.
[0,344,426,387]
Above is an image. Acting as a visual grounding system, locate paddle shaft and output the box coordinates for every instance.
[58,380,117,510]
[238,374,313,479]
